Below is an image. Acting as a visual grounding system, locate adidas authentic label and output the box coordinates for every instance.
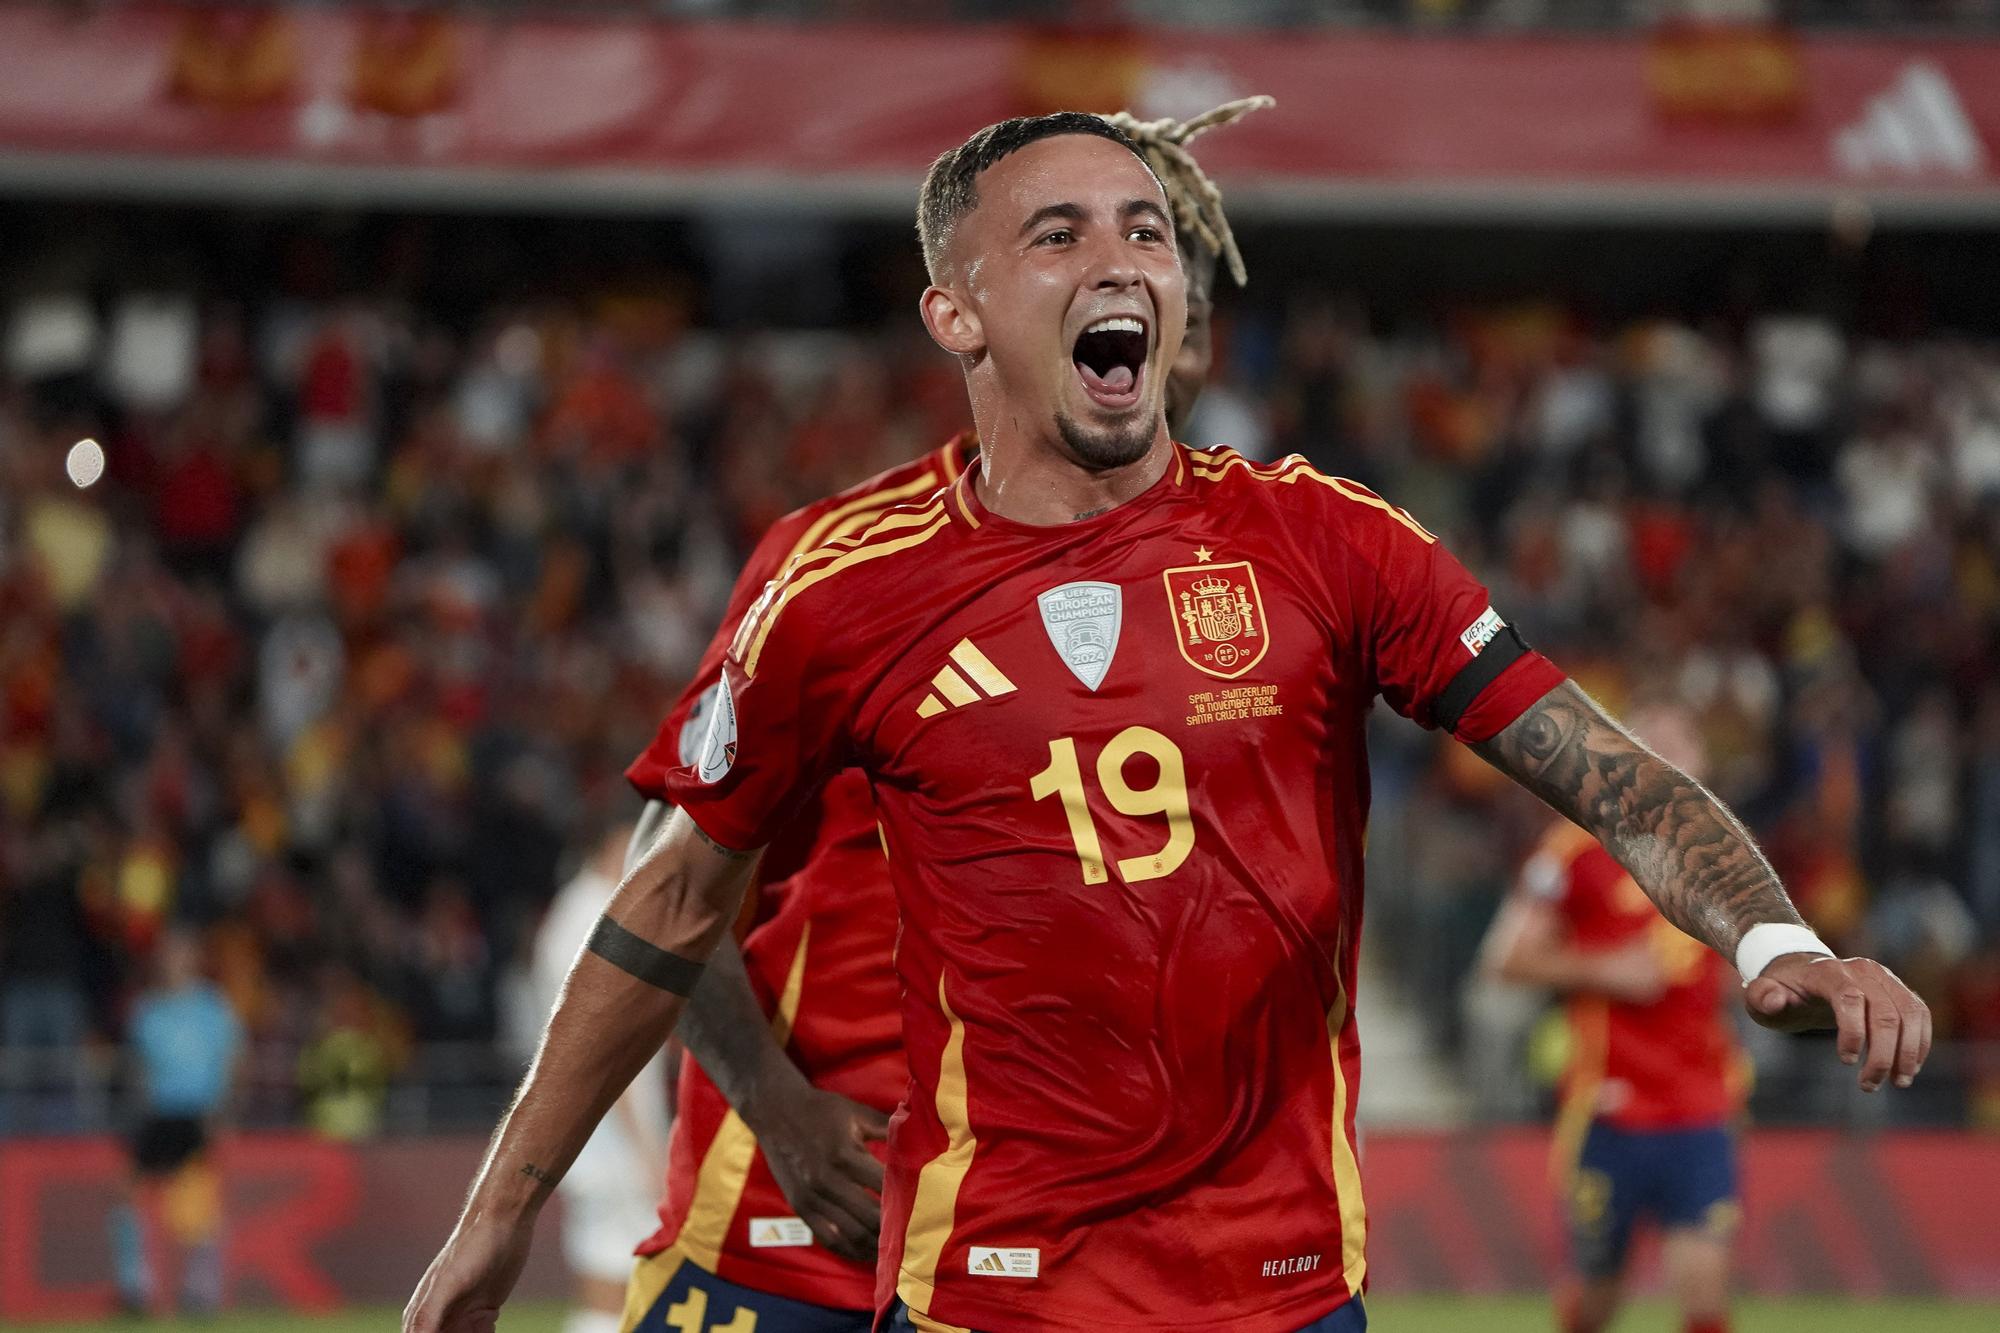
[747,1216,814,1248]
[966,1245,1039,1278]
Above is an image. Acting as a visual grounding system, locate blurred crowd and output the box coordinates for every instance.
[223,0,2000,33]
[1,214,1998,1134]
[1330,293,2000,1125]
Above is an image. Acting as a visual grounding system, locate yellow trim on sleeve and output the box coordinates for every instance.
[742,508,949,677]
[785,472,942,568]
[735,501,948,658]
[1190,451,1440,545]
[1281,468,1438,543]
[1190,451,1308,483]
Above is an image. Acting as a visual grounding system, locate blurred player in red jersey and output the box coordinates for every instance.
[615,100,1275,1333]
[409,113,1930,1333]
[1482,703,1744,1333]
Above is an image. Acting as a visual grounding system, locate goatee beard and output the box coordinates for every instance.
[1055,408,1158,472]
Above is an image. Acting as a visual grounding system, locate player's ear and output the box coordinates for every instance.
[920,283,983,358]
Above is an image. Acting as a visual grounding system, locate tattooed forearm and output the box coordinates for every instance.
[586,915,707,995]
[518,1161,553,1186]
[1472,681,1805,957]
[689,818,756,861]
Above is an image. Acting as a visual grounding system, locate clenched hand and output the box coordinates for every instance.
[1745,953,1932,1092]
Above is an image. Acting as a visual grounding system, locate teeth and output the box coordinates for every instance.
[1084,317,1144,336]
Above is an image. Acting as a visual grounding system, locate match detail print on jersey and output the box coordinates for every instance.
[1036,581,1123,691]
[1163,560,1269,679]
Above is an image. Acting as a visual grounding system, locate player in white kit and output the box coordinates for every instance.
[531,822,673,1333]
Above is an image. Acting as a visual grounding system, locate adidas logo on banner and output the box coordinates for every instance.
[966,1245,1039,1278]
[1832,61,1987,178]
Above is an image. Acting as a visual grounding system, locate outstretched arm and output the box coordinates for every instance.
[404,810,759,1333]
[1473,680,1931,1091]
[624,799,888,1261]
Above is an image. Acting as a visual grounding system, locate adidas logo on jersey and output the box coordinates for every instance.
[747,1216,813,1248]
[1832,61,1986,178]
[915,639,1017,719]
[966,1245,1039,1278]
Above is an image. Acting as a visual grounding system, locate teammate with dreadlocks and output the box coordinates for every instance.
[1102,96,1272,440]
[559,99,1273,1333]
[413,97,1925,1333]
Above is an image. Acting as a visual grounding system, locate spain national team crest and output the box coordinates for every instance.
[1163,560,1269,679]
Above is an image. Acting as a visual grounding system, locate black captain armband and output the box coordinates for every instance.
[586,916,706,996]
[1434,623,1532,736]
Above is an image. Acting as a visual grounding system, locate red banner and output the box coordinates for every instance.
[1,1129,1996,1319]
[0,9,1997,209]
[0,1134,567,1321]
[1362,1129,2000,1299]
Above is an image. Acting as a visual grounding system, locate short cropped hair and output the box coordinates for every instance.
[917,112,1156,283]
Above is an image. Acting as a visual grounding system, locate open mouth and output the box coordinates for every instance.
[1073,317,1147,411]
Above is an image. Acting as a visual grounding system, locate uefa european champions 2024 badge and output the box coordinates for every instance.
[1037,581,1122,691]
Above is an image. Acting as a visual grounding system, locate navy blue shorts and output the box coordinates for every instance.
[624,1252,871,1333]
[881,1295,1364,1332]
[1566,1119,1740,1279]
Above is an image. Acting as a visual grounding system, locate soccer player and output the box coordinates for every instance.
[113,926,243,1316]
[406,113,1929,1333]
[530,821,672,1333]
[1481,703,1744,1333]
[614,99,1274,1333]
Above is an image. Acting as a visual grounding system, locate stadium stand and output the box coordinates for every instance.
[2,207,1997,1138]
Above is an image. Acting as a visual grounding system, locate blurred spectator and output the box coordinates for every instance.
[0,807,94,1131]
[297,962,401,1141]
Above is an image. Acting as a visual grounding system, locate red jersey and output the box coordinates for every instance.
[667,445,1564,1331]
[1522,824,1742,1135]
[626,435,973,1310]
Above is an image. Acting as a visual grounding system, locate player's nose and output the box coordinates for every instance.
[1080,232,1143,292]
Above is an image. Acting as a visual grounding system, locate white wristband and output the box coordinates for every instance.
[1735,922,1835,984]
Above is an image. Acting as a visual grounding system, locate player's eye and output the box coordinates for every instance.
[1129,226,1164,244]
[1036,228,1074,247]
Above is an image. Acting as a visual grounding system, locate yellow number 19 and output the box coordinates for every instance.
[1030,726,1194,886]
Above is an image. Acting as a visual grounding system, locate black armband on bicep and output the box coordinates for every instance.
[1434,623,1531,736]
[585,916,705,996]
